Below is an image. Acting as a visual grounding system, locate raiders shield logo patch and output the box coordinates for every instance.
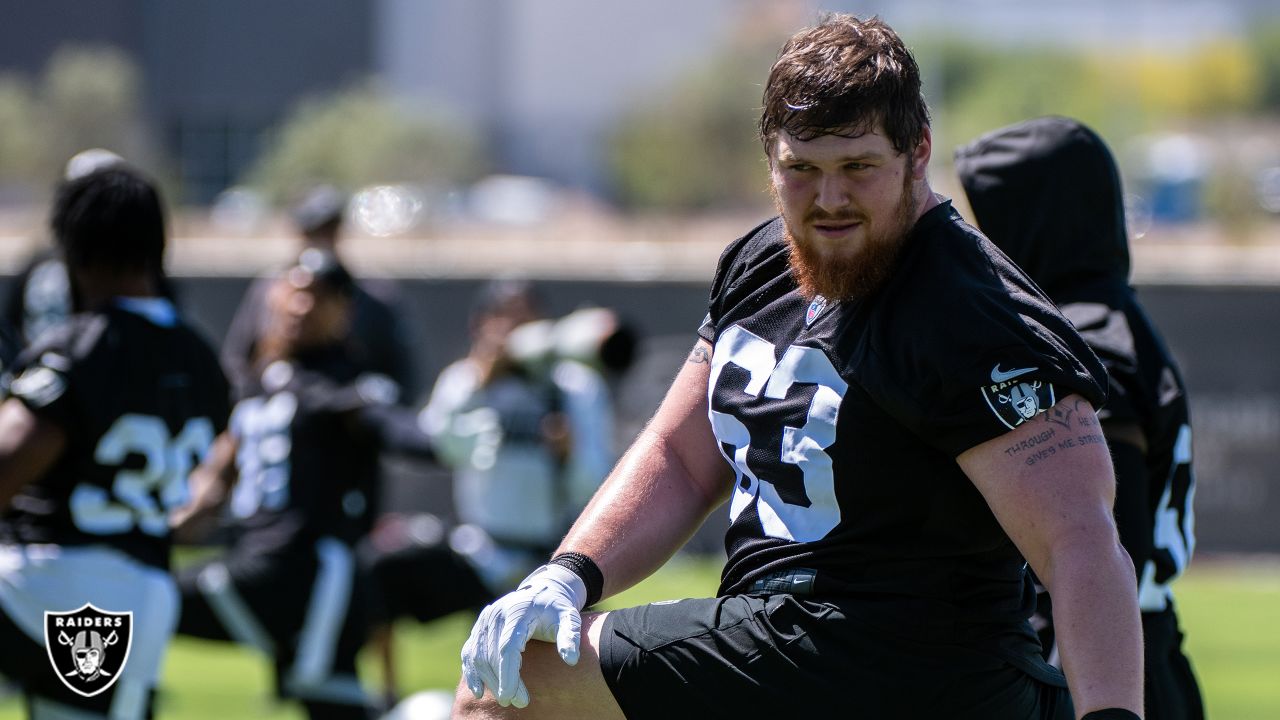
[981,365,1056,430]
[44,604,133,697]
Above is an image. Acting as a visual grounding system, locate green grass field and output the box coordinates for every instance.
[3,554,1277,719]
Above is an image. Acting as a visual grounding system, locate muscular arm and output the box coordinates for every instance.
[557,339,732,601]
[0,398,66,508]
[958,395,1142,718]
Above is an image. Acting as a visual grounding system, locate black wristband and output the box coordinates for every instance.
[1082,710,1141,720]
[549,552,604,608]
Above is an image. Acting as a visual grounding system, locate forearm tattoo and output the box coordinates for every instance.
[687,344,710,364]
[1003,399,1106,467]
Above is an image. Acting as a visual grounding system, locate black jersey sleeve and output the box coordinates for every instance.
[699,218,790,344]
[909,325,1105,458]
[5,318,101,434]
[865,221,1108,458]
[1058,301,1143,426]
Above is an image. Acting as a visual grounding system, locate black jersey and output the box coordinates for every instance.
[225,346,397,555]
[1065,298,1193,612]
[698,202,1106,638]
[957,116,1196,614]
[0,299,230,569]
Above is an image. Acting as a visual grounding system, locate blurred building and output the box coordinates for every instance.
[0,0,747,202]
[375,0,746,193]
[1,0,1276,202]
[0,0,372,204]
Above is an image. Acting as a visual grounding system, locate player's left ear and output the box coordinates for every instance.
[909,127,932,179]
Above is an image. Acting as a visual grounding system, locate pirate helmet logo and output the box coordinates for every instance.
[44,604,133,697]
[1005,381,1041,419]
[981,372,1056,430]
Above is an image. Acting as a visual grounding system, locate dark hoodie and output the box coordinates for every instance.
[956,116,1197,616]
[955,115,1133,306]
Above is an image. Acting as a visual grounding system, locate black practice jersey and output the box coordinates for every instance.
[225,347,397,555]
[1,299,230,569]
[698,202,1107,638]
[1062,297,1193,612]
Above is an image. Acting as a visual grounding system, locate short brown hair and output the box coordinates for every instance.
[759,14,929,156]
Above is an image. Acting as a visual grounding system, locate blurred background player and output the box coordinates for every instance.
[0,165,229,719]
[220,184,415,396]
[215,185,417,713]
[3,149,122,351]
[956,115,1204,720]
[2,149,181,356]
[171,249,432,720]
[1,148,186,356]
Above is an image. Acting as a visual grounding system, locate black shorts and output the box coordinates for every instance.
[1143,606,1204,720]
[1036,595,1204,720]
[176,537,368,706]
[599,594,1072,720]
[358,536,494,625]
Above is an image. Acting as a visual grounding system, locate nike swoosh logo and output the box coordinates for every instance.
[991,364,1038,383]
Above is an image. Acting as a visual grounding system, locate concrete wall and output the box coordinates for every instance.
[9,274,1277,555]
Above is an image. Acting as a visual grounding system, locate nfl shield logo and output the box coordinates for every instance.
[44,604,133,697]
[805,295,828,326]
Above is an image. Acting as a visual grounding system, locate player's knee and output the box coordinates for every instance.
[449,671,546,719]
[450,681,499,719]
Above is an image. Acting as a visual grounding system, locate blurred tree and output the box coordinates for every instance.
[607,33,777,213]
[40,46,153,178]
[0,46,153,196]
[0,77,48,189]
[1128,41,1258,118]
[1246,21,1280,112]
[934,46,1121,149]
[930,36,1263,164]
[245,82,483,204]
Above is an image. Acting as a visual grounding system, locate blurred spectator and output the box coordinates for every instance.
[220,184,415,396]
[419,279,620,587]
[957,115,1205,720]
[172,249,431,720]
[358,280,632,704]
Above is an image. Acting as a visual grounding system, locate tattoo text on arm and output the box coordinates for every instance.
[1003,399,1106,467]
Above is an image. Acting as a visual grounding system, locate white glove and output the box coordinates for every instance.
[460,563,587,708]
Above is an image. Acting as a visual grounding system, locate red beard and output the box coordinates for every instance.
[779,173,918,302]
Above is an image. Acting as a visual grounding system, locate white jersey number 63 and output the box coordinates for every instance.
[708,325,846,542]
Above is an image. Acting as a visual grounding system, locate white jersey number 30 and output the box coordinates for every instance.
[708,325,846,542]
[72,414,217,537]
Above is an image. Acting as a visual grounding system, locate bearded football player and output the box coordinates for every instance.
[455,14,1144,720]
